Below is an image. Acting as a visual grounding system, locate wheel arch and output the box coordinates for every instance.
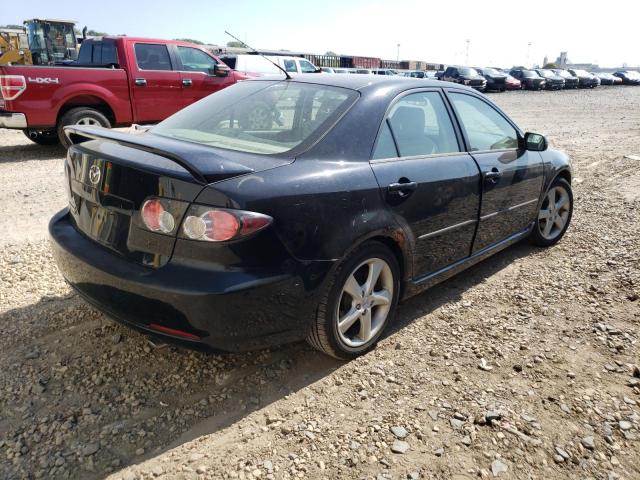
[56,95,116,126]
[554,168,571,185]
[335,228,411,291]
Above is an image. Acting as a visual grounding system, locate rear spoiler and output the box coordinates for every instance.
[64,125,255,184]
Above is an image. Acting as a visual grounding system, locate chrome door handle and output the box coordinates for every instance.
[134,78,147,86]
[182,78,193,87]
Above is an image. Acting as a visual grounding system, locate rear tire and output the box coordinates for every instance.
[306,241,400,359]
[529,177,573,247]
[23,129,60,145]
[57,107,111,149]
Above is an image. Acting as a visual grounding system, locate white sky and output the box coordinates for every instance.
[4,0,639,67]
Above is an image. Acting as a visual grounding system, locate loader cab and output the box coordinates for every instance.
[25,18,78,65]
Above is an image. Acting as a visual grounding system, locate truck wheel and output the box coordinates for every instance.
[58,108,111,149]
[23,129,60,146]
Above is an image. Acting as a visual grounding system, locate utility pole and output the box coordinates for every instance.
[397,43,400,63]
[465,39,470,65]
[527,42,532,68]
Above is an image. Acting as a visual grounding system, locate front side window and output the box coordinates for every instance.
[152,81,358,155]
[299,60,317,73]
[449,93,518,151]
[383,91,459,157]
[134,43,172,71]
[177,46,216,73]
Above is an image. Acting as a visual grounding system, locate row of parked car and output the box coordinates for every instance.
[320,64,640,92]
[438,67,640,91]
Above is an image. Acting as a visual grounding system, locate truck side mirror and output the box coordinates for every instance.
[212,64,230,77]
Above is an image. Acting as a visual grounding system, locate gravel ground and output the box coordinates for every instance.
[0,86,639,480]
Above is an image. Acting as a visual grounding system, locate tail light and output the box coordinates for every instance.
[181,206,272,242]
[0,75,26,101]
[141,199,176,234]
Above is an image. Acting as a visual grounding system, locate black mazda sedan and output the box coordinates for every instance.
[50,75,573,359]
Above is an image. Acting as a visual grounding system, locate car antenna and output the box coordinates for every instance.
[224,30,292,80]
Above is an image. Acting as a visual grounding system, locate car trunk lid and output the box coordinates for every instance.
[63,126,292,267]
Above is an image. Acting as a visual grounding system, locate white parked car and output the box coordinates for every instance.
[219,54,319,76]
[267,56,319,74]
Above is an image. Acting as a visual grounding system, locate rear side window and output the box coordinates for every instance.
[283,60,297,73]
[449,93,518,151]
[177,46,217,73]
[134,44,172,71]
[385,91,460,157]
[372,123,398,159]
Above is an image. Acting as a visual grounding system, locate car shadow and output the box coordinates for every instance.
[0,240,537,478]
[0,142,66,163]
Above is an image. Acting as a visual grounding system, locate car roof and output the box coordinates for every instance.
[245,73,469,93]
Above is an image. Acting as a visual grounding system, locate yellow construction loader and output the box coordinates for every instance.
[1,19,79,65]
[0,28,33,65]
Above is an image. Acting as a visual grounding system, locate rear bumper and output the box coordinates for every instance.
[49,209,331,352]
[0,112,27,129]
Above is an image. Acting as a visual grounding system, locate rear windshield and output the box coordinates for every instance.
[152,81,358,155]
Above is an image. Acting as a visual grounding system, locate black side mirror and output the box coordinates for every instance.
[524,132,547,151]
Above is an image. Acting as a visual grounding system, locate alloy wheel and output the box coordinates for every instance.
[538,185,571,240]
[335,258,394,348]
[76,117,101,126]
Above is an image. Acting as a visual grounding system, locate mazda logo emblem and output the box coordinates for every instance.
[89,165,101,186]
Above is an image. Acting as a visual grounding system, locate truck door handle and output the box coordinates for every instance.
[182,79,193,87]
[134,78,147,87]
[388,180,418,197]
[485,168,502,182]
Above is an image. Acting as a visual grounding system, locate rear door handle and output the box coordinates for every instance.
[485,168,502,182]
[134,78,147,87]
[182,78,193,87]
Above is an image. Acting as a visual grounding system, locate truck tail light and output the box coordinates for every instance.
[181,206,272,242]
[0,75,26,101]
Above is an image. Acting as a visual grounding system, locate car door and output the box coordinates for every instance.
[130,42,184,123]
[369,89,482,279]
[447,90,544,252]
[175,46,235,107]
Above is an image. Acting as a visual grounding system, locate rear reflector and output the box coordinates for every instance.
[0,75,26,101]
[149,323,201,340]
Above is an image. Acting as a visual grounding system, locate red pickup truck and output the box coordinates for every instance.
[0,36,247,147]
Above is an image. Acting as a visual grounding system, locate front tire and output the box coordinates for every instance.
[57,107,111,149]
[530,177,573,247]
[307,241,400,359]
